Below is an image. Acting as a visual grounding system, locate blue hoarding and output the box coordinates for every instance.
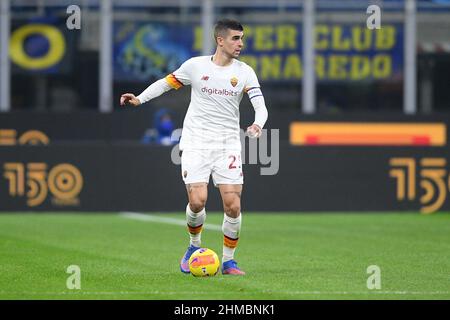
[114,22,403,83]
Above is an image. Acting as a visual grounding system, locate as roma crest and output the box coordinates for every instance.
[230,77,238,87]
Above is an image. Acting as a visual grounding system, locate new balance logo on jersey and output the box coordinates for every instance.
[201,76,209,81]
[201,87,239,97]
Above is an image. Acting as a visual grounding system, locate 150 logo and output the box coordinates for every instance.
[0,129,49,146]
[389,157,448,214]
[3,163,83,207]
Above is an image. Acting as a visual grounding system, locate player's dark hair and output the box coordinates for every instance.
[214,19,243,43]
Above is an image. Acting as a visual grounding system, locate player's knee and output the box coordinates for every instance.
[224,203,241,217]
[189,200,206,213]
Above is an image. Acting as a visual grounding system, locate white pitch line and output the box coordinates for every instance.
[0,291,448,296]
[119,211,222,231]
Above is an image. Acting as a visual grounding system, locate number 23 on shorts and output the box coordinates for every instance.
[228,155,241,169]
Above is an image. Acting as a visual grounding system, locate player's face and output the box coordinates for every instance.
[221,30,244,59]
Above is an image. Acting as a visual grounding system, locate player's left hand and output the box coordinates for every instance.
[246,124,262,138]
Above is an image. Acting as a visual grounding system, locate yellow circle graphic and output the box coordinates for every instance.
[18,130,50,145]
[55,172,75,192]
[48,164,83,200]
[9,24,66,70]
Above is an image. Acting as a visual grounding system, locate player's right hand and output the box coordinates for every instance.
[120,93,141,107]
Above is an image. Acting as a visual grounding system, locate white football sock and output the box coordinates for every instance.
[222,213,242,263]
[186,203,206,247]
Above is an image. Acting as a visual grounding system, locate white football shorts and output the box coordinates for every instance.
[181,149,243,186]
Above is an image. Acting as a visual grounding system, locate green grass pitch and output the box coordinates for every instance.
[0,212,449,300]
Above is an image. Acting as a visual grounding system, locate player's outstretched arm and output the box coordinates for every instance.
[120,78,173,107]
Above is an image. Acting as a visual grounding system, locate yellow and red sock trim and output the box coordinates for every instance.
[187,224,203,234]
[223,235,239,248]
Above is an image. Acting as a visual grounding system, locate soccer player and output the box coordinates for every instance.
[120,19,268,275]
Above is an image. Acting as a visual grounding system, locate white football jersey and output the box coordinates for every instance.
[165,56,261,151]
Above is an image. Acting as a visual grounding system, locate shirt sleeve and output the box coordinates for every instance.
[136,78,173,105]
[165,59,193,89]
[243,66,261,95]
[244,66,268,129]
